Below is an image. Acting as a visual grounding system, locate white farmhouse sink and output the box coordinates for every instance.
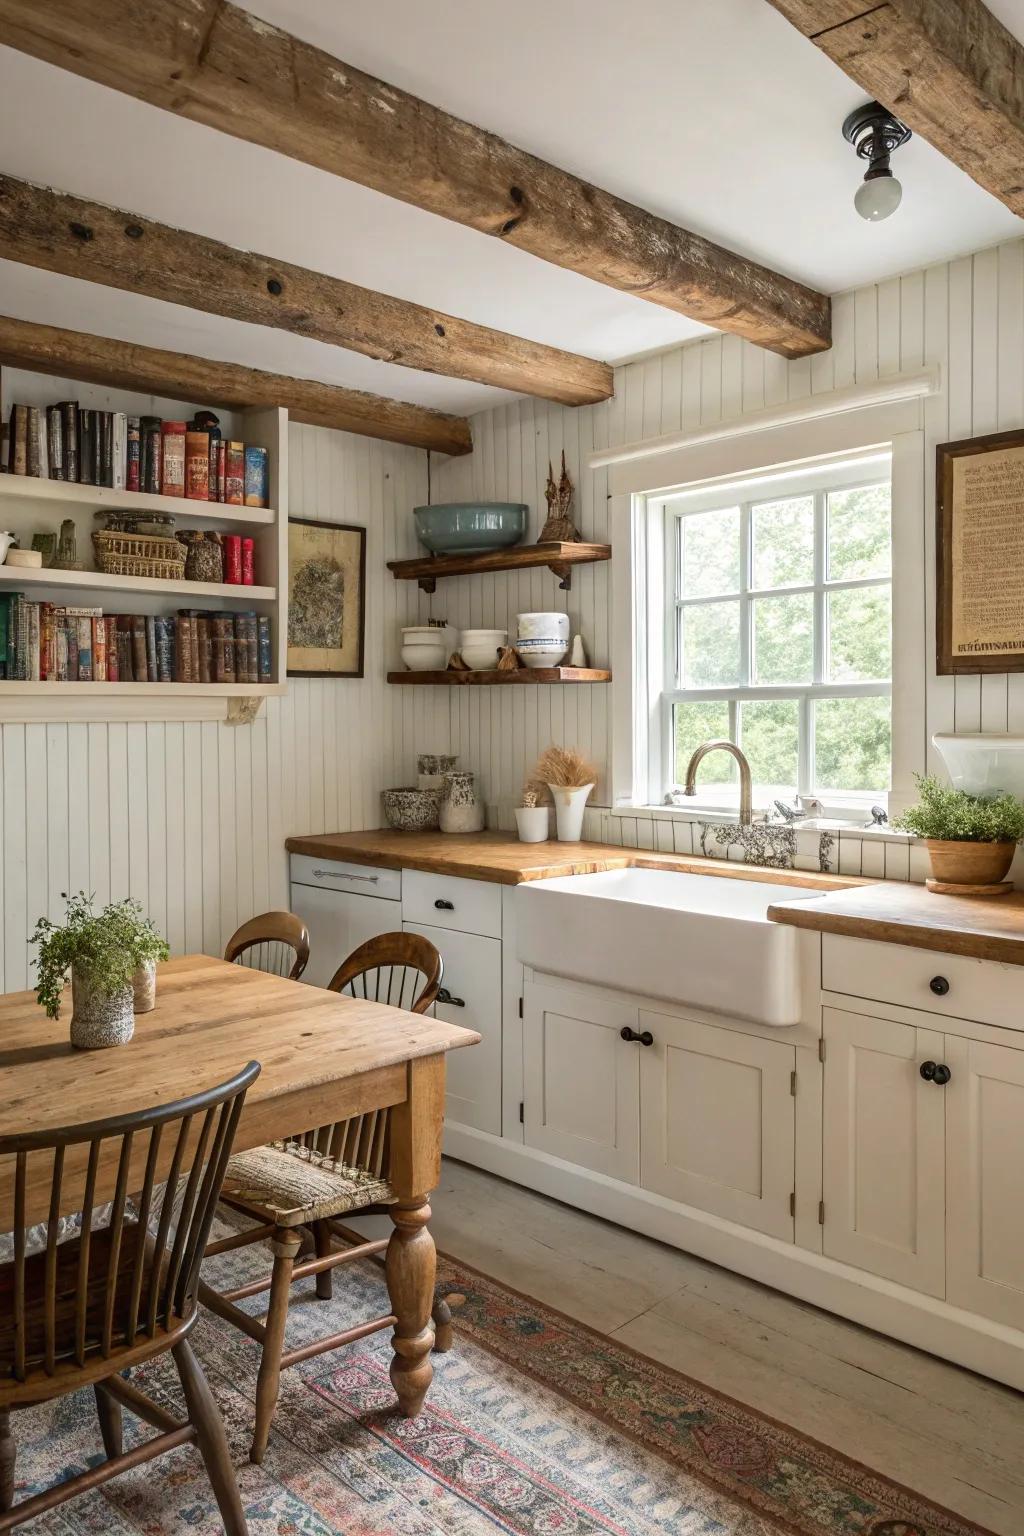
[516,867,817,1026]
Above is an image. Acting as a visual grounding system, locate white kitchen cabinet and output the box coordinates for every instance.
[822,1007,946,1298]
[946,1033,1024,1330]
[289,860,401,987]
[404,920,502,1136]
[523,981,640,1182]
[639,1009,796,1241]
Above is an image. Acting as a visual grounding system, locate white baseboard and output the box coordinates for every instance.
[442,1121,1024,1392]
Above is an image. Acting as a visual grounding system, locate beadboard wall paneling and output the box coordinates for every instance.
[430,239,1024,823]
[0,411,428,993]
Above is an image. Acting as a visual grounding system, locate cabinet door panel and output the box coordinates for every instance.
[822,1008,945,1297]
[946,1034,1024,1329]
[404,921,502,1136]
[523,983,640,1182]
[290,883,399,988]
[640,1011,795,1240]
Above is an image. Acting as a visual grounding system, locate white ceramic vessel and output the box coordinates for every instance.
[460,628,506,670]
[548,781,593,840]
[516,637,568,668]
[401,625,449,672]
[514,805,549,842]
[933,733,1024,798]
[517,611,570,642]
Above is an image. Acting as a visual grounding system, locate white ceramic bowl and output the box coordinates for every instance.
[460,629,506,671]
[515,639,568,669]
[517,612,570,642]
[933,733,1024,798]
[401,639,447,671]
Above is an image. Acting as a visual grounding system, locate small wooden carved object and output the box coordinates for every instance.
[539,450,581,543]
[446,650,471,671]
[496,646,522,670]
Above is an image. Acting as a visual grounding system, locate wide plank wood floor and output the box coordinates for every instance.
[350,1158,1024,1536]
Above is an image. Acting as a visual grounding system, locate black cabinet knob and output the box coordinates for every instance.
[930,975,950,996]
[434,898,454,911]
[920,1060,952,1084]
[620,1026,654,1046]
[920,1060,937,1080]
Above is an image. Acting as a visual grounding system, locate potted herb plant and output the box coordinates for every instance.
[32,893,170,1048]
[893,775,1024,894]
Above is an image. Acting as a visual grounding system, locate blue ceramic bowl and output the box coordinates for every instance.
[413,502,528,555]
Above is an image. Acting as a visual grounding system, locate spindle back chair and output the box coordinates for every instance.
[202,931,446,1463]
[326,931,443,1013]
[0,1061,259,1534]
[224,911,310,982]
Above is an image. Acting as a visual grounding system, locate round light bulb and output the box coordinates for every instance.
[854,172,903,221]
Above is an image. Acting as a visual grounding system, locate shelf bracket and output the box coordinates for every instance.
[227,696,264,726]
[548,561,572,591]
[416,575,437,594]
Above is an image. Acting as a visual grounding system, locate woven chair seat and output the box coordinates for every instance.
[221,1141,396,1226]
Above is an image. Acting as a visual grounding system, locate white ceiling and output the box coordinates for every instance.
[0,0,1021,419]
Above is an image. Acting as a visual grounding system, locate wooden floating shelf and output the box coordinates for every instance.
[387,541,611,593]
[0,565,275,602]
[0,473,276,525]
[387,667,611,686]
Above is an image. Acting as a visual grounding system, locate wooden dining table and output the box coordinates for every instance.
[0,954,480,1417]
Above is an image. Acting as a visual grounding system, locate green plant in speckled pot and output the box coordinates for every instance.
[893,774,1024,894]
[32,892,169,1048]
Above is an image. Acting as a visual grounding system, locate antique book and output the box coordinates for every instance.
[184,429,210,500]
[161,421,186,497]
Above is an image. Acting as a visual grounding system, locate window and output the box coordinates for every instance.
[660,452,892,810]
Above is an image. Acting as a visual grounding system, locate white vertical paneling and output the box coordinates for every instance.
[431,240,1024,838]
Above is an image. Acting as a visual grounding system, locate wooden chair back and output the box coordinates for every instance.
[225,911,310,981]
[0,1062,259,1392]
[326,931,442,1015]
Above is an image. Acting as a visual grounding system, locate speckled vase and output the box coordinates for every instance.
[70,968,135,1049]
[132,959,157,1014]
[439,771,484,834]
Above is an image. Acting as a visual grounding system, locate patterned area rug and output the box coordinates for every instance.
[8,1241,996,1536]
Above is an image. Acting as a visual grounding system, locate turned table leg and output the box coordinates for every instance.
[386,1197,436,1416]
[385,1053,445,1419]
[0,1409,14,1511]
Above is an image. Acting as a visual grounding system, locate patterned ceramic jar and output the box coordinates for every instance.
[439,771,484,834]
[382,787,441,831]
[70,968,135,1049]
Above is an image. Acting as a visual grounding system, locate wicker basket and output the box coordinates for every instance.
[92,529,187,581]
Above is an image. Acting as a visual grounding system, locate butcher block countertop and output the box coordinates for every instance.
[769,881,1024,966]
[285,828,863,892]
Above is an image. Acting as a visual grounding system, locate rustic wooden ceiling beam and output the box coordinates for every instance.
[767,0,1024,218]
[0,175,608,409]
[0,314,473,456]
[0,0,832,359]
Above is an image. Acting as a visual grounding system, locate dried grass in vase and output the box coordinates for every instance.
[533,746,597,789]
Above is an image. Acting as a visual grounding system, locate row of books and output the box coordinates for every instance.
[4,405,269,507]
[0,597,272,684]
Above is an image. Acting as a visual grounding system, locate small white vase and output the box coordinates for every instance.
[514,806,549,843]
[549,782,594,842]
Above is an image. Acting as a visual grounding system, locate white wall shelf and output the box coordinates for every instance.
[0,471,275,525]
[0,378,289,719]
[0,565,275,602]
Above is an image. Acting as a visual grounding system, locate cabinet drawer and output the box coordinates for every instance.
[289,853,400,902]
[402,868,502,938]
[822,933,1024,1031]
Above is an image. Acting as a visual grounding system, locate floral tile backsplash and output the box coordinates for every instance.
[485,802,919,881]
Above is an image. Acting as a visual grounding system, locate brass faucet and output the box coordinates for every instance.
[683,739,754,826]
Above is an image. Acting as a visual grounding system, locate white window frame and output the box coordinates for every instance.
[658,451,892,813]
[608,400,929,825]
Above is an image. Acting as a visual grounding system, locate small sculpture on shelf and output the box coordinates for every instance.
[539,450,581,544]
[54,517,84,571]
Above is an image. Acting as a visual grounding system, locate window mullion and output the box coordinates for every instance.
[799,693,811,798]
[813,488,826,686]
[740,501,751,688]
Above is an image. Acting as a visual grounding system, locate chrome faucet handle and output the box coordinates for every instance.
[773,799,801,823]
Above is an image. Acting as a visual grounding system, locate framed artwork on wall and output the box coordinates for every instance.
[937,428,1024,675]
[287,516,366,678]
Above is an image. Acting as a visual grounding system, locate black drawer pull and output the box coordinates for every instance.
[437,986,465,1008]
[434,898,455,911]
[929,975,950,996]
[920,1060,952,1085]
[620,1026,654,1046]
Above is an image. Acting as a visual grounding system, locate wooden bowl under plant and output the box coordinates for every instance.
[893,775,1024,896]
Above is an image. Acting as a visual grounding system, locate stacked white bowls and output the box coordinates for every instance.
[460,629,506,670]
[515,612,569,669]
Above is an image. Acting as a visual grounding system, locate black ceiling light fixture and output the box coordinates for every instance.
[843,101,912,221]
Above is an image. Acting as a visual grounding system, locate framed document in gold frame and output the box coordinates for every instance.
[937,429,1024,675]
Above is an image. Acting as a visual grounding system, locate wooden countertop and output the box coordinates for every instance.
[285,827,864,892]
[769,881,1024,966]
